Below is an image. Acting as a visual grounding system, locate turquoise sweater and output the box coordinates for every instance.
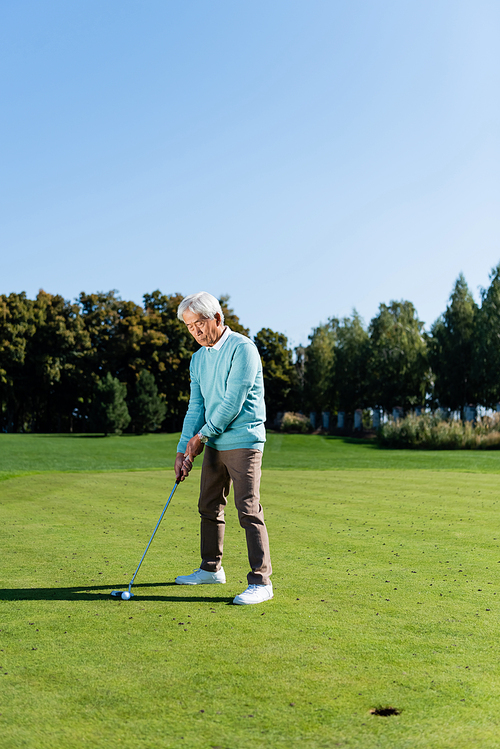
[177,331,266,453]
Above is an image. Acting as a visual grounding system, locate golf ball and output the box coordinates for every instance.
[121,591,131,600]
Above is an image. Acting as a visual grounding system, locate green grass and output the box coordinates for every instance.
[2,432,500,481]
[1,435,500,747]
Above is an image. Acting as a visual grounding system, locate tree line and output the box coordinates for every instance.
[0,290,252,433]
[291,264,500,425]
[1,264,500,433]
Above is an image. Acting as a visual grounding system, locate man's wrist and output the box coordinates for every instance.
[197,431,209,444]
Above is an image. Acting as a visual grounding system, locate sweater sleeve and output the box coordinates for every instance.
[199,342,260,439]
[176,368,206,454]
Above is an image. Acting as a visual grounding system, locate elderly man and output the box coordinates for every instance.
[174,291,273,605]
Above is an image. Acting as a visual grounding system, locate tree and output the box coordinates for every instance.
[333,310,369,414]
[129,369,167,433]
[76,291,122,423]
[254,328,297,422]
[142,291,196,430]
[474,263,500,407]
[0,291,88,432]
[293,345,306,413]
[91,372,131,436]
[0,292,35,431]
[303,320,338,413]
[28,291,90,432]
[79,290,183,431]
[368,301,429,413]
[429,273,478,414]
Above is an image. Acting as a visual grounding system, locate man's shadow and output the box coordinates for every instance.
[0,582,235,604]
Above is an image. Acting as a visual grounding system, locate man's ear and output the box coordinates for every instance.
[215,312,222,325]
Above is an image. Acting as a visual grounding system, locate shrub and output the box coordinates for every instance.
[279,412,312,434]
[377,412,500,450]
[90,373,131,436]
[129,369,167,433]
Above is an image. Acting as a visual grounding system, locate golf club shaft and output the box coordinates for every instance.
[128,479,180,591]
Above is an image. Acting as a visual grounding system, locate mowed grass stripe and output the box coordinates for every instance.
[2,432,500,481]
[1,469,499,748]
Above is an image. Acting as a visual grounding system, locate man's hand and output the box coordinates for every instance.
[175,451,192,482]
[174,434,205,482]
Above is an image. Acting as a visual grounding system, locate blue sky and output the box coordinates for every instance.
[1,1,499,347]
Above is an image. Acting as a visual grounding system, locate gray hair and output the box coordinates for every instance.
[177,292,224,324]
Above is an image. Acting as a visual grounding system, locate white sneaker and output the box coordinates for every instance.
[175,567,226,585]
[233,583,273,605]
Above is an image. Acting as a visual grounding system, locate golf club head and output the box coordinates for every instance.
[111,589,134,600]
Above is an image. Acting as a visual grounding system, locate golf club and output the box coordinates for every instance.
[111,478,180,601]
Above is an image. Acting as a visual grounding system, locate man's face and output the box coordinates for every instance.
[183,308,223,347]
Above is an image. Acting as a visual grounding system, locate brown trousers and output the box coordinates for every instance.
[198,446,272,585]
